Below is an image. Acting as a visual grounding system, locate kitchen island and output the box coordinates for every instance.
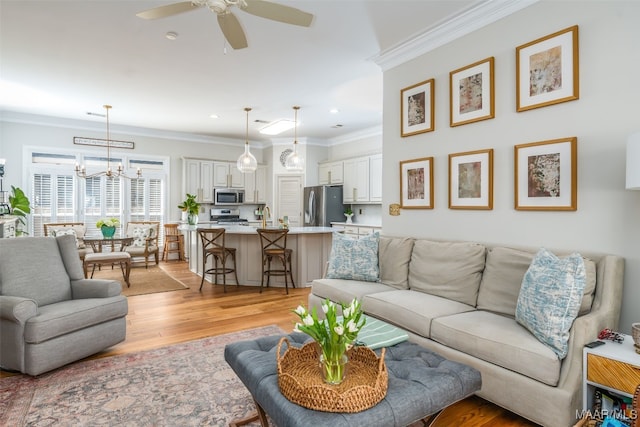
[179,224,335,289]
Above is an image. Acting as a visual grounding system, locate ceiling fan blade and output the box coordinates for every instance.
[217,12,248,50]
[242,0,313,27]
[136,2,199,20]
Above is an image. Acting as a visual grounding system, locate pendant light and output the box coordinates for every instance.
[237,107,258,173]
[285,106,304,172]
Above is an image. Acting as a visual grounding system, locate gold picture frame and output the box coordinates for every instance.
[449,149,494,210]
[400,157,434,209]
[401,79,435,137]
[516,25,579,112]
[450,57,495,127]
[514,137,577,211]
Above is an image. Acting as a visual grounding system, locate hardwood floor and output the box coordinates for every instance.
[1,260,539,426]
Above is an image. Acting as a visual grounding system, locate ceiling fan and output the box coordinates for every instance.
[136,0,314,50]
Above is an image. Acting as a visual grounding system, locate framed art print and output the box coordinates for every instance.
[450,57,495,127]
[514,137,577,211]
[400,157,434,209]
[449,149,493,210]
[401,79,435,137]
[516,25,579,112]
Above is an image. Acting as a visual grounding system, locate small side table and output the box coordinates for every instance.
[582,334,640,411]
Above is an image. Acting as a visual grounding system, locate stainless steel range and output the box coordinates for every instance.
[210,208,249,225]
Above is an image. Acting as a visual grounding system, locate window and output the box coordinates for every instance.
[27,148,168,238]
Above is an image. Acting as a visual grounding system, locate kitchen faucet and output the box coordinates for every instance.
[261,206,271,229]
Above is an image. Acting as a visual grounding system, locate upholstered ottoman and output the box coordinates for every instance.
[224,333,481,427]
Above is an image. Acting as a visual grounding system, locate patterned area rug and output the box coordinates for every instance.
[0,325,284,426]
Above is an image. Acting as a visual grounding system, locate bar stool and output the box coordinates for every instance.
[256,228,295,294]
[198,228,239,292]
[162,223,185,261]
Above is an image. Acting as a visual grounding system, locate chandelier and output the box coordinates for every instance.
[237,107,258,173]
[75,105,141,180]
[284,106,304,172]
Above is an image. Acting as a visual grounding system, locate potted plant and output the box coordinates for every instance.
[96,217,120,238]
[8,186,31,236]
[178,193,200,225]
[344,207,354,224]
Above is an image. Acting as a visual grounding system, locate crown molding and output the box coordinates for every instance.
[371,0,539,71]
[0,110,270,148]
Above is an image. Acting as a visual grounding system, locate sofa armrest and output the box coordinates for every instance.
[0,295,38,323]
[71,279,123,299]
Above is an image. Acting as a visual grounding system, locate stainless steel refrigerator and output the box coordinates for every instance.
[304,185,344,227]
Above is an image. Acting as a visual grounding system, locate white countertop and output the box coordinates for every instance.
[179,224,334,234]
[331,222,381,228]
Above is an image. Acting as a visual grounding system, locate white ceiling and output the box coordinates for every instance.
[1,0,481,145]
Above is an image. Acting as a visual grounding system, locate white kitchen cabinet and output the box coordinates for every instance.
[183,159,214,203]
[343,157,370,203]
[213,162,244,189]
[369,154,382,203]
[318,161,344,185]
[244,165,268,204]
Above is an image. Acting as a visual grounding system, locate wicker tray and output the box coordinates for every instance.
[276,337,388,413]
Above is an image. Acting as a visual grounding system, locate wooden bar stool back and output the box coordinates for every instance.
[256,228,295,294]
[198,228,239,292]
[162,223,185,261]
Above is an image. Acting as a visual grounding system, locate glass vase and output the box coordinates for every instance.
[319,353,348,385]
[101,226,116,238]
[187,213,198,226]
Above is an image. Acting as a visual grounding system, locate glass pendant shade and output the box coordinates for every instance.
[285,145,305,172]
[237,107,257,173]
[237,142,257,173]
[285,106,304,172]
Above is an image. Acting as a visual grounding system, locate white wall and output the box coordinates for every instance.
[381,1,640,333]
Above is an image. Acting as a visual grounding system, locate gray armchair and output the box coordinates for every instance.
[0,234,128,375]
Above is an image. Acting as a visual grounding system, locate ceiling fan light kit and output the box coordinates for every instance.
[237,107,258,173]
[136,0,313,50]
[284,106,304,172]
[75,105,142,180]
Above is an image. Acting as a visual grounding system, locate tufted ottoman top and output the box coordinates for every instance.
[225,332,481,427]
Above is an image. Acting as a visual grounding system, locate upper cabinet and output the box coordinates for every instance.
[244,165,268,204]
[213,161,244,189]
[342,154,382,204]
[318,161,344,185]
[184,159,214,203]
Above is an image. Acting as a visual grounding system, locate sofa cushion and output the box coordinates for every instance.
[311,278,393,305]
[24,296,128,343]
[363,290,475,338]
[408,240,486,306]
[515,248,586,359]
[431,310,561,386]
[326,232,379,282]
[378,236,414,290]
[477,246,596,317]
[48,225,87,249]
[0,237,72,306]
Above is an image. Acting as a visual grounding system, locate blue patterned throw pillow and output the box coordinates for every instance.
[515,248,586,359]
[326,232,380,282]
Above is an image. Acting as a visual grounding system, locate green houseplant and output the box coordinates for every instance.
[9,186,31,236]
[178,193,200,225]
[96,217,120,238]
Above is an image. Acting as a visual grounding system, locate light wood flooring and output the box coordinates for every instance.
[1,260,539,426]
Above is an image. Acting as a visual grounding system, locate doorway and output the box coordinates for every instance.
[275,174,303,227]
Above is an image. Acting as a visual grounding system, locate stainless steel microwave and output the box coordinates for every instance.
[213,188,244,205]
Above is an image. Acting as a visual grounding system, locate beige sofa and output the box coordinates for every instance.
[308,236,624,427]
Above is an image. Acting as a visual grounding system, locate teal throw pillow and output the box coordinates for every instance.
[326,232,379,282]
[515,248,586,359]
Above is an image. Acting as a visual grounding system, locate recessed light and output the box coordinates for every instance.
[209,114,219,119]
[329,108,339,114]
[165,31,178,40]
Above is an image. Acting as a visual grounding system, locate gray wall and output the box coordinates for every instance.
[381,1,640,333]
